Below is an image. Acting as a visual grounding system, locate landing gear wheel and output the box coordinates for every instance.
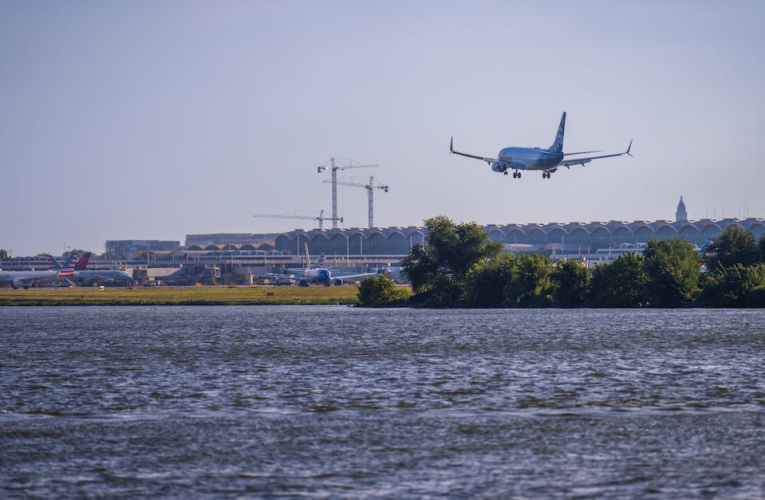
[503,171,508,176]
[518,172,522,179]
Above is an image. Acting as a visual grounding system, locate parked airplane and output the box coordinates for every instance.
[450,112,632,179]
[49,252,134,286]
[0,255,78,289]
[288,244,379,286]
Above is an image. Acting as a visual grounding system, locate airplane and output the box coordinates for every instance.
[450,112,632,179]
[287,243,380,286]
[49,252,134,286]
[0,255,78,289]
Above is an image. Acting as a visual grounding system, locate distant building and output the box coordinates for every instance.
[105,240,180,260]
[676,196,688,222]
[273,218,765,257]
[185,233,278,247]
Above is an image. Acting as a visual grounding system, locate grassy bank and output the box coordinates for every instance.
[0,286,361,306]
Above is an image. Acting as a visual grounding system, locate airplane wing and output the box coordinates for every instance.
[332,271,380,282]
[559,140,633,168]
[450,137,497,164]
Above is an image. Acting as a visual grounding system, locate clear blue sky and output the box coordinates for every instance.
[1,1,763,255]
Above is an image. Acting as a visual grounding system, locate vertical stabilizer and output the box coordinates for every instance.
[304,243,311,269]
[549,112,566,152]
[75,252,92,270]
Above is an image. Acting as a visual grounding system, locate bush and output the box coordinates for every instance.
[504,254,555,307]
[643,239,700,307]
[699,263,765,307]
[357,274,411,307]
[707,226,758,272]
[464,254,518,307]
[552,259,590,307]
[589,253,647,307]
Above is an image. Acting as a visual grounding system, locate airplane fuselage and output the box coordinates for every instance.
[492,147,563,173]
[302,268,331,285]
[0,269,71,289]
[76,270,134,285]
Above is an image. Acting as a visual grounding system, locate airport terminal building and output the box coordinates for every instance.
[271,216,765,257]
[266,200,763,257]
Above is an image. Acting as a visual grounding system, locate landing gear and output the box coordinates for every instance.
[543,172,551,179]
[512,171,522,179]
[503,171,508,176]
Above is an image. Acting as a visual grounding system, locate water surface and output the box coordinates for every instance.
[1,307,764,497]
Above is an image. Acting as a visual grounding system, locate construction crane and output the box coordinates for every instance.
[317,158,378,229]
[323,176,388,228]
[253,210,342,230]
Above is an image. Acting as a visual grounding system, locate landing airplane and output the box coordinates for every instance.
[450,112,632,179]
[50,252,133,286]
[0,255,78,289]
[288,244,380,286]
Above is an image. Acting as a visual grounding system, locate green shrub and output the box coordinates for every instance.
[504,254,555,307]
[643,239,700,307]
[464,254,518,307]
[700,263,765,307]
[589,253,647,307]
[552,259,590,307]
[357,275,411,307]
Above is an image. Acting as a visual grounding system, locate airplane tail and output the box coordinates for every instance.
[318,254,326,268]
[75,252,92,270]
[304,243,311,269]
[549,111,566,153]
[47,255,62,270]
[58,255,78,277]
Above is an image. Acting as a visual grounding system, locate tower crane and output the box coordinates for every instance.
[323,176,388,228]
[253,210,342,230]
[317,158,378,229]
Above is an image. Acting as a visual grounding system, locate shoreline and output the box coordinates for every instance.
[0,286,360,306]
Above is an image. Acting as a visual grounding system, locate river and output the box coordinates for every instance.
[1,306,764,497]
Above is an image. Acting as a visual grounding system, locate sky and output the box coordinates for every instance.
[1,0,764,256]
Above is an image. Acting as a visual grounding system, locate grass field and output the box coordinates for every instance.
[0,286,362,306]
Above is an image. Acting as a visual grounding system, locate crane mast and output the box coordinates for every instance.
[317,158,378,229]
[323,177,389,228]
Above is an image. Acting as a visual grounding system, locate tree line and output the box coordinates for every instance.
[359,216,765,308]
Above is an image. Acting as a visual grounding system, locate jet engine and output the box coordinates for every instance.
[491,162,507,173]
[332,278,344,286]
[11,280,22,290]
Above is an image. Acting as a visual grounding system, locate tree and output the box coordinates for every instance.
[643,239,700,307]
[464,253,518,307]
[0,249,8,261]
[357,274,411,307]
[707,226,758,272]
[401,216,502,307]
[552,259,590,307]
[63,249,90,258]
[759,234,765,264]
[589,253,647,307]
[504,254,555,307]
[700,263,765,307]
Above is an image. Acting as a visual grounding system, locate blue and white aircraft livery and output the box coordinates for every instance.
[450,112,632,179]
[289,244,380,286]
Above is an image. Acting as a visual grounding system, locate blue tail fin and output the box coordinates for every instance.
[549,112,566,152]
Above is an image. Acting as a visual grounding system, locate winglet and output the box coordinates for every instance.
[626,139,633,157]
[450,136,454,154]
